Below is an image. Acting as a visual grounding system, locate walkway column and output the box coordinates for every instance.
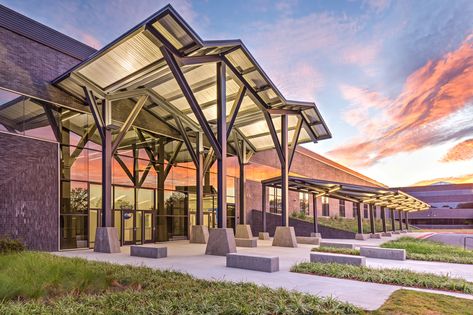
[196,132,204,226]
[101,127,112,228]
[405,212,409,231]
[390,208,397,232]
[311,194,321,238]
[381,206,391,237]
[156,137,166,241]
[216,63,227,229]
[281,114,289,227]
[355,202,367,240]
[369,204,375,234]
[205,62,236,256]
[381,206,387,233]
[190,132,208,244]
[239,161,246,224]
[398,210,404,231]
[259,184,269,240]
[357,203,363,234]
[94,99,120,253]
[272,114,297,247]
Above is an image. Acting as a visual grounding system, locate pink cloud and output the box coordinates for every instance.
[328,33,473,167]
[442,139,473,162]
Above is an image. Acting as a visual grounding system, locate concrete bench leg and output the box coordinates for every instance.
[259,232,270,240]
[272,226,297,248]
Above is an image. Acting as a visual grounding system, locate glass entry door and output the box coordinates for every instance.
[120,210,154,245]
[143,211,154,243]
[121,211,135,245]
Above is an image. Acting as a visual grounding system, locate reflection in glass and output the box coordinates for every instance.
[137,188,154,210]
[60,215,87,249]
[114,186,134,210]
[90,184,102,209]
[61,181,88,214]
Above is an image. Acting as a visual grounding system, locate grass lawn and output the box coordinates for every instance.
[291,262,473,294]
[371,289,473,315]
[381,237,473,264]
[0,252,361,314]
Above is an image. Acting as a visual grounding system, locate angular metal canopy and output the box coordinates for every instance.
[52,4,331,161]
[262,176,430,212]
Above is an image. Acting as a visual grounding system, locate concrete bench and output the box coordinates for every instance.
[360,247,406,260]
[235,238,257,247]
[226,253,279,272]
[320,241,355,249]
[296,236,320,245]
[130,245,167,258]
[310,252,365,266]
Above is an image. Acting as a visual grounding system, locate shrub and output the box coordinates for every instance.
[0,237,25,254]
[292,262,473,294]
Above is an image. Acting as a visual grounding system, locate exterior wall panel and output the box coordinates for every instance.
[0,132,59,251]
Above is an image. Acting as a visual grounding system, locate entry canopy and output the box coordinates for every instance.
[53,4,331,157]
[262,176,430,212]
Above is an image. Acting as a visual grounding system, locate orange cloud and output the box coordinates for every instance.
[329,33,473,167]
[442,139,473,162]
[414,173,473,186]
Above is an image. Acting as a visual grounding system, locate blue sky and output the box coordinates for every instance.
[2,0,472,186]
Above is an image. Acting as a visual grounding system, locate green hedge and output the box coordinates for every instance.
[292,262,473,294]
[0,237,25,254]
[381,237,473,264]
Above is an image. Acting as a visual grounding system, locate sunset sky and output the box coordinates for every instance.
[2,0,472,187]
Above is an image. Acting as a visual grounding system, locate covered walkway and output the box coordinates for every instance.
[51,4,331,253]
[261,176,430,238]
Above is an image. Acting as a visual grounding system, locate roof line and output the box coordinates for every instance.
[296,146,387,188]
[0,4,96,60]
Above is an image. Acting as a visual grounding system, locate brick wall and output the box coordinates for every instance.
[0,132,59,251]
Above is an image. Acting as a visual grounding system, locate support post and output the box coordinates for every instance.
[405,212,409,230]
[381,206,387,233]
[196,132,204,226]
[390,208,396,232]
[312,194,318,234]
[281,114,289,227]
[102,123,112,226]
[262,184,267,232]
[369,204,375,234]
[398,210,403,231]
[357,203,363,234]
[216,61,227,229]
[239,161,246,224]
[157,137,167,241]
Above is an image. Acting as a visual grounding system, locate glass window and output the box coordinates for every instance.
[137,188,154,210]
[364,204,369,218]
[114,186,135,210]
[299,192,309,214]
[60,214,88,249]
[322,196,329,216]
[61,181,88,214]
[89,184,102,209]
[269,187,281,214]
[339,200,346,217]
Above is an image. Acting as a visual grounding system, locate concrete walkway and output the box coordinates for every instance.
[55,233,473,311]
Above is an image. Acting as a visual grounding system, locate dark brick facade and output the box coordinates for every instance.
[0,132,59,251]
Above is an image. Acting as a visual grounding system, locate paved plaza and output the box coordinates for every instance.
[56,232,473,310]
